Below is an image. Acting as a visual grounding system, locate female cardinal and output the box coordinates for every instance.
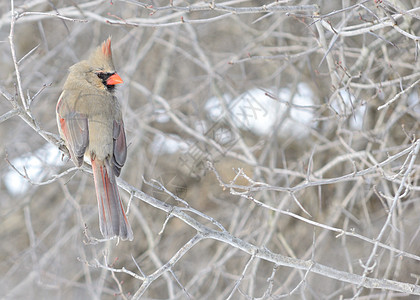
[56,38,133,241]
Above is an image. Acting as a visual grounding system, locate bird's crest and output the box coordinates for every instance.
[101,37,112,58]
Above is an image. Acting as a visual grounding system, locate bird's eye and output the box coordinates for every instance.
[96,72,110,81]
[96,72,116,92]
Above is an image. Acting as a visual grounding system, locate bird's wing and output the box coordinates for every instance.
[56,91,89,167]
[112,119,127,177]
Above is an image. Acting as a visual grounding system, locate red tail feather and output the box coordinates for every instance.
[91,157,133,240]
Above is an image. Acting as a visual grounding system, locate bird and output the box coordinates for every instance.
[56,37,133,241]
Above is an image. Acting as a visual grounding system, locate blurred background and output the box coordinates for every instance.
[1,0,420,299]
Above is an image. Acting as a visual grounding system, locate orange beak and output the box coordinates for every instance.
[106,73,123,85]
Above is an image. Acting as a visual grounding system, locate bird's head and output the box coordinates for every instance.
[67,37,123,93]
[88,37,123,93]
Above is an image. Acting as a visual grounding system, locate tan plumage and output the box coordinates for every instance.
[56,38,133,241]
